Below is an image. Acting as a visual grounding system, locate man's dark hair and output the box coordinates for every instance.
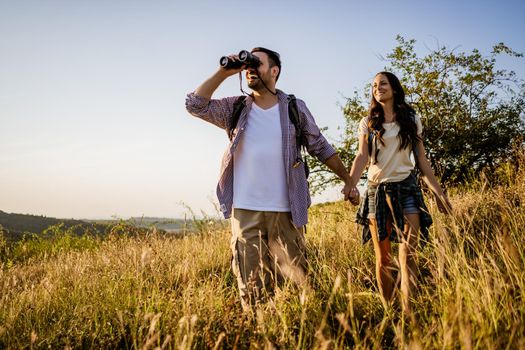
[251,47,281,81]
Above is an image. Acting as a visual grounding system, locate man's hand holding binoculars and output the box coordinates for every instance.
[217,54,246,77]
[218,50,262,77]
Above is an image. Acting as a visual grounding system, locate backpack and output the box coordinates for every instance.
[228,94,309,178]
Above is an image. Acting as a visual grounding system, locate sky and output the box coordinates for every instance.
[1,0,524,220]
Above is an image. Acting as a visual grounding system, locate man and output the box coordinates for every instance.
[185,47,352,309]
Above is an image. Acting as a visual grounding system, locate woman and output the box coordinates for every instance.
[347,72,452,315]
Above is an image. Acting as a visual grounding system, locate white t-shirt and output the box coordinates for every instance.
[233,103,290,211]
[358,115,423,184]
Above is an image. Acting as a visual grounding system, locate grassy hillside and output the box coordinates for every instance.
[0,211,108,242]
[0,159,524,349]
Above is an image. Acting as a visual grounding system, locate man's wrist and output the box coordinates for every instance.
[214,69,231,80]
[343,177,353,186]
[343,174,356,186]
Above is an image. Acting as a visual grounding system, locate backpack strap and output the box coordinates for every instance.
[409,112,420,168]
[228,95,247,140]
[288,94,310,178]
[367,118,381,165]
[287,94,303,152]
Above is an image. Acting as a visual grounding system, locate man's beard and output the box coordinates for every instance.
[247,78,263,91]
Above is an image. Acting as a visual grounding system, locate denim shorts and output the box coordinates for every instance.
[367,182,421,219]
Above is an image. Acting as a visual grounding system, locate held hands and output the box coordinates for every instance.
[342,183,360,205]
[349,187,360,205]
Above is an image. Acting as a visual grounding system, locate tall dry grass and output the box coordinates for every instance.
[0,155,524,349]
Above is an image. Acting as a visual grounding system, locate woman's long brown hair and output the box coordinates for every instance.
[368,72,420,150]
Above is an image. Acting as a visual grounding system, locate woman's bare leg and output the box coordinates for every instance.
[369,219,394,307]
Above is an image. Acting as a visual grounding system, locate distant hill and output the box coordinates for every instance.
[0,210,107,242]
[0,211,212,243]
[87,217,188,233]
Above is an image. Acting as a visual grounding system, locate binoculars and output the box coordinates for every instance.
[220,50,261,70]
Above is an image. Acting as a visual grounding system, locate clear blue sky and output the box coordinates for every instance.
[1,0,524,219]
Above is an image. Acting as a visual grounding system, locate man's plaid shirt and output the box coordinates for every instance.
[185,90,336,227]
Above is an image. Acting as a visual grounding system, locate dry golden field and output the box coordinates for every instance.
[1,158,524,349]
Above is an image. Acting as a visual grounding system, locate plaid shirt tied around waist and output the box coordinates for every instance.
[356,172,433,244]
[185,90,336,228]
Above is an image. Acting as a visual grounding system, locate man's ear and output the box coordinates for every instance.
[271,66,280,80]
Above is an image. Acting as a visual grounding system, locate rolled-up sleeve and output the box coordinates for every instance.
[296,99,337,163]
[185,92,238,130]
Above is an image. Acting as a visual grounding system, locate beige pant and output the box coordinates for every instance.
[230,208,308,309]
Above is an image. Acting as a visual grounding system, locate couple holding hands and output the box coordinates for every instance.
[185,47,452,314]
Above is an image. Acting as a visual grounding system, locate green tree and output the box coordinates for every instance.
[309,36,525,194]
